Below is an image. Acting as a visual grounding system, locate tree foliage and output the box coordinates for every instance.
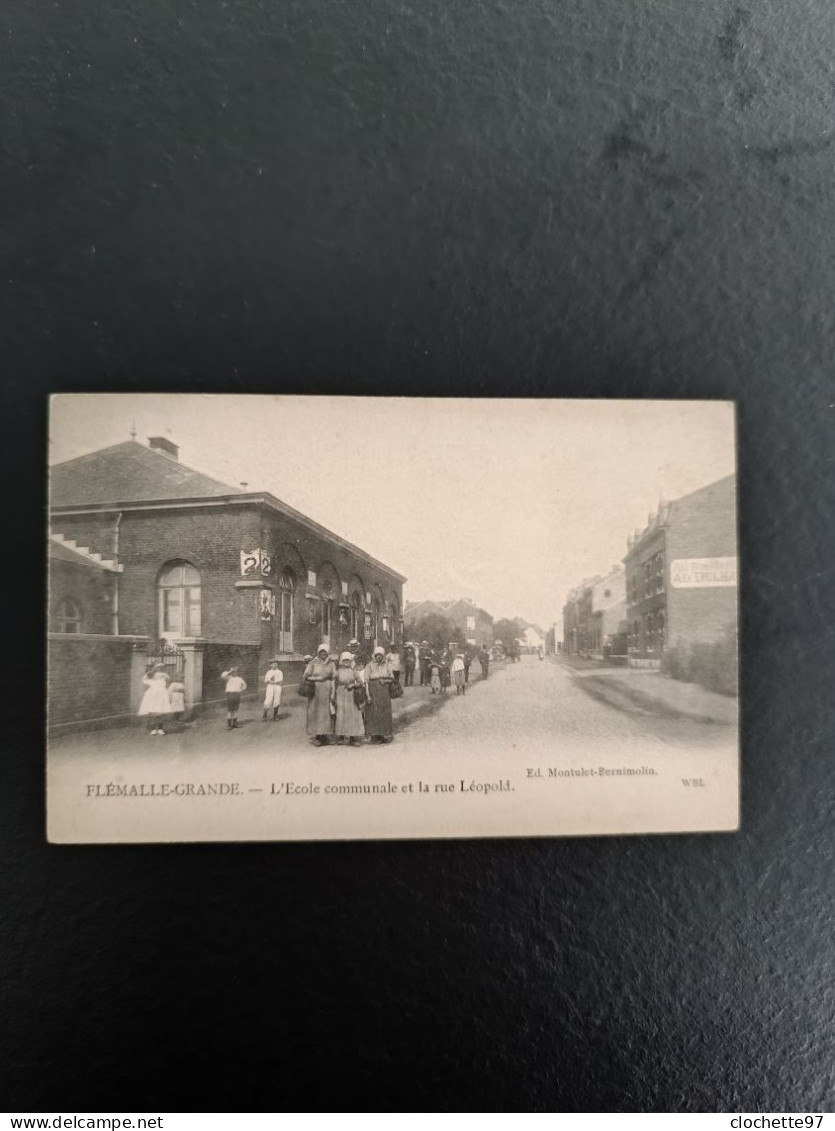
[492,618,521,653]
[404,613,463,653]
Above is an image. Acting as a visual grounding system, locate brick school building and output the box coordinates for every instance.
[48,436,405,730]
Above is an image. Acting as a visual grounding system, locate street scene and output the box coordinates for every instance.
[47,395,739,842]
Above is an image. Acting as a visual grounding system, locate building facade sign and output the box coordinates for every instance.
[240,549,261,576]
[670,558,737,588]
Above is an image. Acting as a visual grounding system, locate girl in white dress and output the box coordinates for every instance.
[138,664,174,735]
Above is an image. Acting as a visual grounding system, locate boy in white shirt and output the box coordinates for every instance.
[262,658,284,722]
[221,666,247,729]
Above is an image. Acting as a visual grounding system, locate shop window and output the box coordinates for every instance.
[55,597,83,633]
[278,570,295,653]
[158,561,201,638]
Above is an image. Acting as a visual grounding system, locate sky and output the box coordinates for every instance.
[49,395,736,632]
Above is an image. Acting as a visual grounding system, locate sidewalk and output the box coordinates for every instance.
[200,670,487,728]
[50,669,489,750]
[566,662,737,725]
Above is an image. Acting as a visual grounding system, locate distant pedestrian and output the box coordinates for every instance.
[430,661,441,694]
[262,658,284,721]
[463,651,472,683]
[479,647,490,679]
[221,666,247,729]
[138,663,173,735]
[419,641,432,686]
[333,652,366,745]
[304,645,336,746]
[403,644,416,687]
[451,653,466,695]
[439,654,451,694]
[363,646,394,743]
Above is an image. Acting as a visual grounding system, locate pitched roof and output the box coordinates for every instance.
[404,600,450,619]
[406,597,494,622]
[49,440,407,583]
[49,441,241,507]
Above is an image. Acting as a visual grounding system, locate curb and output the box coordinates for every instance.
[394,691,452,731]
[572,671,736,726]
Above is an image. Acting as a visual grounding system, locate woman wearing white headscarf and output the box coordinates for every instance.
[451,653,466,695]
[303,644,336,745]
[332,652,366,745]
[363,646,394,743]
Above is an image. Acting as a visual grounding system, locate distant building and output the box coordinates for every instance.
[48,436,405,729]
[511,618,546,652]
[591,568,627,655]
[623,474,737,668]
[561,567,625,658]
[404,597,494,648]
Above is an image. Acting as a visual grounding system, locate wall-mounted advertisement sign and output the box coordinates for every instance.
[670,558,737,588]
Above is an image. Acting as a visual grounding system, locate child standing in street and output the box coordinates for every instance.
[221,666,247,729]
[138,663,173,736]
[386,644,401,684]
[430,661,441,694]
[262,658,284,722]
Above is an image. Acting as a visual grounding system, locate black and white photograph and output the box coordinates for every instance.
[47,394,738,842]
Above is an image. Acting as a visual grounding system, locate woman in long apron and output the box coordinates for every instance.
[304,645,335,745]
[363,646,394,744]
[333,652,366,745]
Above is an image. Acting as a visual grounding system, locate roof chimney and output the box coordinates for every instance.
[148,436,179,460]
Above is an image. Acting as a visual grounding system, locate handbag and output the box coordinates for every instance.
[353,685,367,710]
[388,679,404,700]
[298,678,315,699]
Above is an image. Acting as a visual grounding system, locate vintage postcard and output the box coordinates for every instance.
[47,395,739,843]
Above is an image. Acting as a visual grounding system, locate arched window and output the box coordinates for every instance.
[390,599,400,644]
[350,591,362,639]
[55,597,83,634]
[321,581,334,644]
[278,570,295,653]
[158,561,201,638]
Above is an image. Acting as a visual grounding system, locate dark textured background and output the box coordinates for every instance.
[4,0,835,1112]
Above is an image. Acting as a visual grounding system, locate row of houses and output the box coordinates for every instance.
[561,474,738,668]
[403,601,547,655]
[403,598,494,649]
[48,436,406,730]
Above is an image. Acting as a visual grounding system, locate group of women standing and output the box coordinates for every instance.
[303,644,396,746]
